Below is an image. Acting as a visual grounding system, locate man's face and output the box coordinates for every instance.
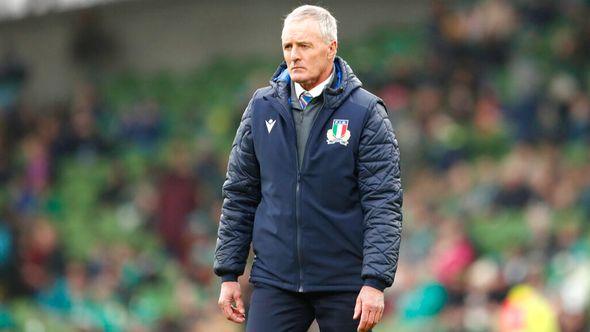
[281,19,337,90]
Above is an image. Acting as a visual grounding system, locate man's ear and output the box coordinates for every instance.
[328,40,338,59]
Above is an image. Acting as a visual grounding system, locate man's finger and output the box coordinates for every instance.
[230,306,246,323]
[231,300,246,321]
[366,307,377,330]
[375,306,383,324]
[226,304,245,324]
[235,295,246,315]
[353,297,362,319]
[222,301,233,320]
[357,305,370,332]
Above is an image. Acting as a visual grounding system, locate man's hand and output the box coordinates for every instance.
[353,285,384,332]
[218,281,246,324]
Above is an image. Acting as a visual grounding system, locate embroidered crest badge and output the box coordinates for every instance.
[326,119,351,146]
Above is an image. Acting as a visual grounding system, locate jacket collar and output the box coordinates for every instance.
[266,56,362,110]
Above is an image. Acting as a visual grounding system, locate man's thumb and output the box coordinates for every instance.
[353,297,361,319]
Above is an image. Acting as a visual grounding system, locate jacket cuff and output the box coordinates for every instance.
[363,277,388,292]
[221,274,239,282]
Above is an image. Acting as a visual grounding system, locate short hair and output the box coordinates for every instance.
[283,5,338,43]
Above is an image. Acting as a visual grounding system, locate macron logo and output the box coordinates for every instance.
[265,119,276,133]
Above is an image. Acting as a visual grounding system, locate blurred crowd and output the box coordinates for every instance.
[377,1,590,331]
[0,63,229,329]
[0,0,589,331]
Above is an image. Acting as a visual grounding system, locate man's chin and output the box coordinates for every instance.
[290,76,309,85]
[289,70,306,80]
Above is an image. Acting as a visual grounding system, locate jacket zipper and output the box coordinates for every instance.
[296,95,328,292]
[296,172,303,292]
[274,99,305,292]
[274,92,328,293]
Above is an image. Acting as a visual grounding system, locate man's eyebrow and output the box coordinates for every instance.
[282,39,314,49]
[284,41,312,46]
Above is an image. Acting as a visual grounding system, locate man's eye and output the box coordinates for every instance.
[284,45,292,50]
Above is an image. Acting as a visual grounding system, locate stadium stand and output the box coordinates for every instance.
[0,1,588,331]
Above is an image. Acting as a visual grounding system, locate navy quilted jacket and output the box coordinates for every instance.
[213,57,403,292]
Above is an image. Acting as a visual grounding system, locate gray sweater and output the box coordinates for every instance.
[289,76,335,168]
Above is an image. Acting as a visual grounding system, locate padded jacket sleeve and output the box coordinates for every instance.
[357,100,403,291]
[213,97,261,282]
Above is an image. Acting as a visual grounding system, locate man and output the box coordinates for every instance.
[214,5,403,332]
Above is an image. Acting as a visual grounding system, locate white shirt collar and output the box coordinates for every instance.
[294,68,334,100]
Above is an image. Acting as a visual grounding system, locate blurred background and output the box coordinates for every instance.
[0,0,589,331]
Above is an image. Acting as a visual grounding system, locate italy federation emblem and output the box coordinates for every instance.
[326,119,351,146]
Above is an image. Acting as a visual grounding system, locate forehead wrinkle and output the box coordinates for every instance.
[282,31,320,45]
[282,19,322,41]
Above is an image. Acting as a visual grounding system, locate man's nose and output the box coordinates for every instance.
[290,47,301,61]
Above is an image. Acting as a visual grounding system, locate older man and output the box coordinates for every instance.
[214,5,403,332]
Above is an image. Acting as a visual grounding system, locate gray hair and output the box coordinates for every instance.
[283,5,338,43]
